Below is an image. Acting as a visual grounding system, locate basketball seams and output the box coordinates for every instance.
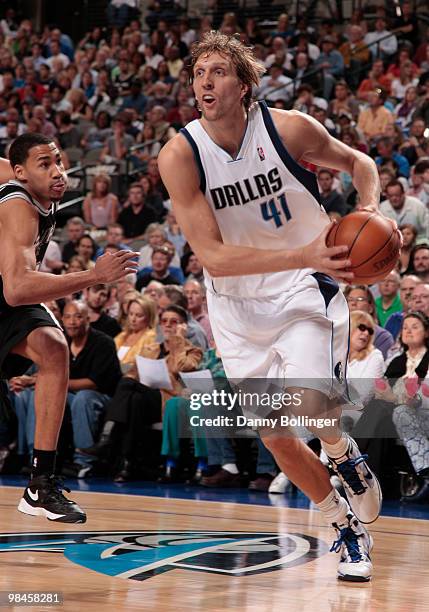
[347,213,376,262]
[351,223,395,269]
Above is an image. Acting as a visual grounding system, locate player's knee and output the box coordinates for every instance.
[33,328,69,369]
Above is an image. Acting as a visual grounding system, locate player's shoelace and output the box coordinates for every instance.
[35,475,72,504]
[336,454,369,495]
[330,526,362,562]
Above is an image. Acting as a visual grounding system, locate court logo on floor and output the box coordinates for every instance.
[0,531,329,580]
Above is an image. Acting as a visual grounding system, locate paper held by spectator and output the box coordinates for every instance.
[180,370,215,393]
[136,356,173,391]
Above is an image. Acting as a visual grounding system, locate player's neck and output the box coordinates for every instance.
[200,107,248,159]
[21,183,52,210]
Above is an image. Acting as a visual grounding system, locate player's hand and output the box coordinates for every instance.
[93,250,139,283]
[359,207,403,249]
[301,222,354,283]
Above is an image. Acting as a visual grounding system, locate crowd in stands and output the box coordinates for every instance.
[1,2,429,503]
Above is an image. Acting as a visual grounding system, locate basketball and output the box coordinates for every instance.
[326,211,400,285]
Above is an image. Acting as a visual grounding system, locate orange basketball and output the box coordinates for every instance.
[326,211,400,285]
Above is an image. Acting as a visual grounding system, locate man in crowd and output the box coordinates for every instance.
[62,217,86,263]
[183,280,214,347]
[318,168,347,217]
[83,284,122,338]
[118,183,158,243]
[62,301,122,478]
[136,246,181,290]
[380,180,428,242]
[385,275,421,340]
[411,245,429,282]
[375,271,403,328]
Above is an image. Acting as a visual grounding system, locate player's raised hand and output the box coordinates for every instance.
[93,250,139,283]
[301,222,354,282]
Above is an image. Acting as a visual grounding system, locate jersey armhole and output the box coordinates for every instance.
[179,128,207,194]
[258,101,322,205]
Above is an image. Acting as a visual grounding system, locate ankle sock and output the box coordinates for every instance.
[317,488,351,529]
[222,463,239,474]
[31,449,56,479]
[321,433,350,461]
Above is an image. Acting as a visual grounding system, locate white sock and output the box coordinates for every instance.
[222,463,239,474]
[317,488,351,528]
[321,433,350,460]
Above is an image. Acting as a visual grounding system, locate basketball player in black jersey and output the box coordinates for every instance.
[0,133,137,523]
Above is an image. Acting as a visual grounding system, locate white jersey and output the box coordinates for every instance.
[181,101,330,298]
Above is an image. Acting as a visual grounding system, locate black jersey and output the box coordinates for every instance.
[0,180,57,311]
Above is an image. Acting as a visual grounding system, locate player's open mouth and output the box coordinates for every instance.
[202,95,216,106]
[51,183,66,192]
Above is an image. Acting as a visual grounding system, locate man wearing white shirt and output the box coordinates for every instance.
[364,18,398,59]
[46,40,70,70]
[380,179,428,242]
[257,64,293,102]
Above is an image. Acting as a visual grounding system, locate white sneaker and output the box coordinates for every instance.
[331,513,373,582]
[328,436,382,524]
[268,472,290,494]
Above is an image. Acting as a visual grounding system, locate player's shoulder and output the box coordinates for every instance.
[268,107,320,132]
[158,131,194,165]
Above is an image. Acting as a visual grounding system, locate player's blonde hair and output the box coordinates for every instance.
[190,31,266,110]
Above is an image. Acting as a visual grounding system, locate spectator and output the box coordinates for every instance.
[120,78,147,116]
[136,246,181,290]
[375,270,403,327]
[100,116,135,164]
[182,251,204,283]
[290,51,321,93]
[375,137,410,178]
[95,223,130,258]
[83,111,113,151]
[339,25,370,89]
[138,223,180,268]
[385,275,421,340]
[394,86,419,129]
[357,88,394,143]
[344,285,395,358]
[76,234,97,269]
[62,217,86,263]
[381,312,429,503]
[147,105,170,141]
[318,168,347,216]
[83,174,119,229]
[314,36,345,99]
[409,245,429,282]
[364,17,398,59]
[59,300,122,478]
[391,61,419,100]
[399,224,418,273]
[157,285,208,351]
[183,279,214,346]
[402,123,429,166]
[83,284,122,338]
[380,180,428,242]
[118,183,158,242]
[40,240,65,274]
[407,167,429,207]
[327,80,360,121]
[256,64,293,103]
[357,58,391,101]
[347,310,385,405]
[55,111,82,150]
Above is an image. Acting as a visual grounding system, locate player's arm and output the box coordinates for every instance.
[0,199,138,306]
[273,109,380,211]
[0,157,15,183]
[158,135,353,281]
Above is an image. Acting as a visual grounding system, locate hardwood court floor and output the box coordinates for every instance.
[0,486,427,612]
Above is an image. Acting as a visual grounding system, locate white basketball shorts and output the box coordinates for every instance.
[206,272,350,400]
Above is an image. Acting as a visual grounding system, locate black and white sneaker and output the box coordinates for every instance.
[328,436,382,524]
[17,475,87,523]
[331,513,373,582]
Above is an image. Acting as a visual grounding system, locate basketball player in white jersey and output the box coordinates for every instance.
[0,134,137,523]
[158,32,399,582]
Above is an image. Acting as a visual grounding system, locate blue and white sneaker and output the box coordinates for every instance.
[331,513,373,582]
[328,436,382,524]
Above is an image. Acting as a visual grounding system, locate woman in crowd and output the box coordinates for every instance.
[138,223,180,268]
[398,223,417,274]
[82,304,202,482]
[347,311,385,410]
[343,285,395,359]
[391,61,419,100]
[394,86,419,129]
[378,312,429,502]
[83,173,119,228]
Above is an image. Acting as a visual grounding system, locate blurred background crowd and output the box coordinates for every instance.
[1,0,429,505]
